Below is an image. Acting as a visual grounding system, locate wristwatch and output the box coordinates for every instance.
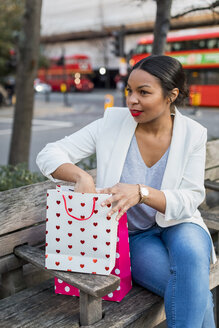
[137,184,149,204]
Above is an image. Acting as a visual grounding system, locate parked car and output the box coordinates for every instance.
[34,79,52,93]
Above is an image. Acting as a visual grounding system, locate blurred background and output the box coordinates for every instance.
[0,0,218,189]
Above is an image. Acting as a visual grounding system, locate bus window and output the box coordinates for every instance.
[207,39,218,49]
[165,43,171,52]
[198,39,206,49]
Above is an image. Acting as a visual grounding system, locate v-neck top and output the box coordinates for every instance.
[120,134,170,234]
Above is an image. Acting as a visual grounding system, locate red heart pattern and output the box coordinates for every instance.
[46,191,118,275]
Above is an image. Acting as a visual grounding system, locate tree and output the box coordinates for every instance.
[8,0,42,166]
[152,0,172,55]
[0,0,24,80]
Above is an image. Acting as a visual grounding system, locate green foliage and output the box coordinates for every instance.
[0,0,24,78]
[0,163,46,191]
[77,154,97,171]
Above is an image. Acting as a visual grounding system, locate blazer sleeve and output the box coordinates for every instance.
[36,118,103,182]
[161,128,207,221]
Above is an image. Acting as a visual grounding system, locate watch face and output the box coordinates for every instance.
[142,187,149,197]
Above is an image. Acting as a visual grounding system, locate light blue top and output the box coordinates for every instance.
[120,134,170,234]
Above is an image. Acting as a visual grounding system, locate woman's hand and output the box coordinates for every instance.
[74,173,96,193]
[98,183,140,221]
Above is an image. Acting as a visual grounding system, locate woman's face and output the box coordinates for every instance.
[126,68,170,124]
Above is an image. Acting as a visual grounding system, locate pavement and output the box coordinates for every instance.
[0,100,76,119]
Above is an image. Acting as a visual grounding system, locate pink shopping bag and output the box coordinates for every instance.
[55,212,132,302]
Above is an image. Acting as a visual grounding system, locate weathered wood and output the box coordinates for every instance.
[0,180,54,236]
[0,278,80,328]
[205,180,219,192]
[1,267,26,297]
[14,245,120,298]
[0,253,27,274]
[205,140,219,170]
[80,290,102,326]
[0,223,46,257]
[201,210,219,231]
[210,257,219,290]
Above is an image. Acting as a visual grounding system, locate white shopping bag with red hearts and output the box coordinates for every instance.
[45,185,118,275]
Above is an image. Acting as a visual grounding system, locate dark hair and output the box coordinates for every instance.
[131,55,189,107]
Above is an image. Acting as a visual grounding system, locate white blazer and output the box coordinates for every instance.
[36,107,217,264]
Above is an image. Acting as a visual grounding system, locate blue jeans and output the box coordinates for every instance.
[129,222,215,328]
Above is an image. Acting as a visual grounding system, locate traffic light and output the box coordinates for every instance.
[111,28,125,57]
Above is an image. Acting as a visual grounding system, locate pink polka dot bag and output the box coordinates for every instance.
[45,185,132,302]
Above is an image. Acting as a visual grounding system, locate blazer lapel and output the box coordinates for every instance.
[161,108,187,190]
[104,113,137,187]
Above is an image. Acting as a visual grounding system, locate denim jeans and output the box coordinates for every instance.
[129,222,215,328]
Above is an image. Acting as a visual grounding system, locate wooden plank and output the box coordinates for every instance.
[0,253,27,274]
[80,291,102,326]
[201,210,219,231]
[206,140,219,170]
[0,279,80,328]
[0,180,54,236]
[205,180,219,191]
[0,169,97,236]
[205,168,219,181]
[210,258,219,290]
[14,245,120,298]
[0,223,46,257]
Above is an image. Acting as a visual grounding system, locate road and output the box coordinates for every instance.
[0,89,218,173]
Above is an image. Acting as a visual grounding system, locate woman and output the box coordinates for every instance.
[37,55,217,328]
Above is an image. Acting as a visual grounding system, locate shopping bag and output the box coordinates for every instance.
[45,185,118,275]
[54,212,133,302]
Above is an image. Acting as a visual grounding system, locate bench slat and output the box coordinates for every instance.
[14,245,120,298]
[205,140,219,170]
[204,180,219,191]
[201,210,219,231]
[0,223,46,257]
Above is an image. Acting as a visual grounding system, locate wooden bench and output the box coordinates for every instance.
[0,139,219,328]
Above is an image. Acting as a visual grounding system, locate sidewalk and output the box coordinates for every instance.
[0,100,76,119]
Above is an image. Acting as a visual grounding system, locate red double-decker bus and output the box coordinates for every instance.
[38,54,94,92]
[129,26,219,107]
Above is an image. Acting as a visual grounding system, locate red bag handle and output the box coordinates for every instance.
[62,195,96,221]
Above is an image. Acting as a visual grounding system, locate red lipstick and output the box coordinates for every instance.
[130,110,142,117]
